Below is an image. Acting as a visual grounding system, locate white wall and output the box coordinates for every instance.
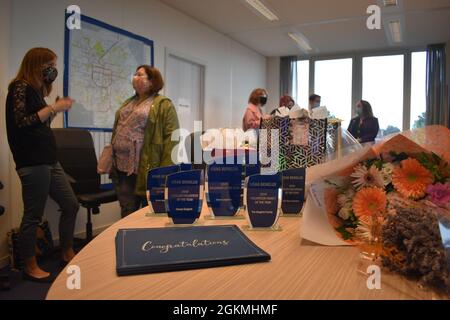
[266,57,280,114]
[0,0,266,265]
[0,0,12,265]
[230,41,267,128]
[447,41,450,88]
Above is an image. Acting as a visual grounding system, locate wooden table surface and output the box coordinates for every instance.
[46,203,426,300]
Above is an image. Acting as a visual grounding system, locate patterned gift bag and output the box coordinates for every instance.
[259,117,328,171]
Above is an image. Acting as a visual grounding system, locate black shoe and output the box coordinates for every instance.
[22,271,56,283]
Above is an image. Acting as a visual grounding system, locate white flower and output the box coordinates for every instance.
[338,202,353,220]
[345,188,356,199]
[337,193,349,207]
[337,188,356,207]
[355,215,383,242]
[381,163,395,185]
[382,163,395,175]
[355,216,374,242]
[350,164,385,190]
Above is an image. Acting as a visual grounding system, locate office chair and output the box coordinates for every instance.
[52,129,117,242]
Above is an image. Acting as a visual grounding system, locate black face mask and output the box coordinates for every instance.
[42,66,58,84]
[259,96,268,106]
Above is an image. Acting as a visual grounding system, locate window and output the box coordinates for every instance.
[288,50,427,137]
[362,55,404,137]
[314,58,352,128]
[410,51,427,129]
[294,60,309,109]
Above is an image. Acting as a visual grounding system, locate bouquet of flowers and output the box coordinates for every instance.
[322,127,450,295]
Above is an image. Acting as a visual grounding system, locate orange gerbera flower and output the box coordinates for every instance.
[352,187,387,217]
[392,158,433,199]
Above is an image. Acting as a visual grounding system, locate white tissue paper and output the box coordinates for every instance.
[310,106,328,119]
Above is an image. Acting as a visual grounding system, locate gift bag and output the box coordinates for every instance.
[259,117,328,171]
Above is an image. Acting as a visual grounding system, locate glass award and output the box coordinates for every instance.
[205,159,244,220]
[165,170,204,225]
[243,172,282,231]
[281,167,306,216]
[241,150,261,210]
[146,165,180,216]
[179,163,193,171]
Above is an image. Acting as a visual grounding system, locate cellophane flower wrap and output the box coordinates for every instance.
[322,126,450,296]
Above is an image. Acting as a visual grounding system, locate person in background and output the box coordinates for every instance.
[347,100,380,143]
[271,95,295,116]
[242,88,268,131]
[308,94,321,113]
[111,65,179,218]
[6,48,79,282]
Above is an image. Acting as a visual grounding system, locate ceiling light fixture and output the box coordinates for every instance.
[245,0,279,22]
[388,20,402,43]
[287,32,312,52]
[383,0,398,7]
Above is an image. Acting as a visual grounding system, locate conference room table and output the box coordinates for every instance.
[46,126,450,300]
[46,200,427,300]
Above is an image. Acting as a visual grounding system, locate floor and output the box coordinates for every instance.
[0,239,86,300]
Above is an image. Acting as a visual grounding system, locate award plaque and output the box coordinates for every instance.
[179,163,193,171]
[240,151,261,210]
[165,170,204,225]
[146,165,180,216]
[244,173,282,231]
[281,167,306,216]
[244,150,260,178]
[205,162,244,219]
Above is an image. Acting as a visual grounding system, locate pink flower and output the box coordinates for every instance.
[426,183,450,208]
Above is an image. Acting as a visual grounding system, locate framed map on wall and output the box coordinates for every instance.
[64,14,154,131]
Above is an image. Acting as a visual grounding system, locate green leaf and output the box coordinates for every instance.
[335,226,353,240]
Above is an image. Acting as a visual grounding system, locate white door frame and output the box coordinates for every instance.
[164,47,206,128]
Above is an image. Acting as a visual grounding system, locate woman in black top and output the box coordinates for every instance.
[6,48,78,282]
[347,100,380,143]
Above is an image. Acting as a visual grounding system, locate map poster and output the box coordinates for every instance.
[64,14,154,130]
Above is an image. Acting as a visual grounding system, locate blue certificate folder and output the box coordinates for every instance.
[115,225,270,276]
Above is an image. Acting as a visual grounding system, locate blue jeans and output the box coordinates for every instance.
[17,162,79,259]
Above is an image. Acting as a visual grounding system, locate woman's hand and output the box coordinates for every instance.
[53,97,74,113]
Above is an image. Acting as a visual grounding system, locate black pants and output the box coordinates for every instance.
[113,170,146,218]
[17,162,79,259]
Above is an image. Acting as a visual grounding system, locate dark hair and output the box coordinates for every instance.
[10,47,57,96]
[248,88,267,105]
[136,65,164,95]
[358,100,374,118]
[279,95,295,108]
[309,94,321,102]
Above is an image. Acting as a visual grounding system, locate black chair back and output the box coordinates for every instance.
[52,128,100,195]
[184,131,206,171]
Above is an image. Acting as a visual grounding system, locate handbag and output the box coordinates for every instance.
[7,220,54,271]
[97,144,113,174]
